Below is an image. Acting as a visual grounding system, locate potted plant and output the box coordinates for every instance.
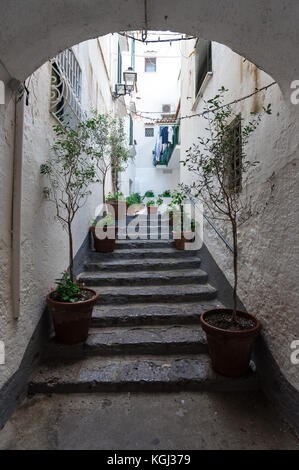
[147,200,158,215]
[40,121,99,345]
[106,192,127,220]
[126,192,144,215]
[90,214,117,252]
[143,190,155,205]
[181,87,272,376]
[173,215,197,250]
[156,197,164,210]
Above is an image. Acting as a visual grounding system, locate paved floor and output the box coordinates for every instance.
[0,391,298,450]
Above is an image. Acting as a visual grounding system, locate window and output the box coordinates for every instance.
[145,57,156,72]
[226,120,242,193]
[195,39,212,97]
[145,127,154,137]
[162,104,171,113]
[50,48,83,125]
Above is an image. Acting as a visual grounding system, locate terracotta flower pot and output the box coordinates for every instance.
[107,200,127,220]
[173,230,195,250]
[200,309,261,377]
[90,225,117,253]
[47,288,99,344]
[147,205,158,215]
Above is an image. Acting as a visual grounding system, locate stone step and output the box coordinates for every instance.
[29,355,259,395]
[87,247,199,261]
[115,239,173,249]
[44,325,208,360]
[117,234,174,241]
[94,284,217,305]
[84,257,202,273]
[79,268,208,287]
[91,301,222,327]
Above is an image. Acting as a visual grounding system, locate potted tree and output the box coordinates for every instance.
[173,215,197,250]
[106,192,127,221]
[91,214,117,253]
[147,200,158,215]
[126,192,144,215]
[143,190,155,206]
[40,121,99,345]
[181,88,272,376]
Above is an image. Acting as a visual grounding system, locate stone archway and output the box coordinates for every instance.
[0,0,298,95]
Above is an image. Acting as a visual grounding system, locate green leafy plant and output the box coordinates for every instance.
[146,200,156,207]
[171,189,187,207]
[144,190,155,198]
[55,271,84,303]
[126,192,143,206]
[41,121,97,281]
[84,112,133,202]
[156,197,164,206]
[181,87,272,321]
[92,213,115,227]
[106,192,126,201]
[162,189,172,197]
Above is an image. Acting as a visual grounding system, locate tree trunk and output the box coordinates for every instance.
[232,221,238,322]
[102,173,106,204]
[68,221,74,282]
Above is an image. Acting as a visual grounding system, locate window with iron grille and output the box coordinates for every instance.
[50,48,83,125]
[226,120,242,193]
[145,127,154,137]
[145,57,156,72]
[195,39,212,97]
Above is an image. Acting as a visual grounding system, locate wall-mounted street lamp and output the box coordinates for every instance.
[112,67,137,99]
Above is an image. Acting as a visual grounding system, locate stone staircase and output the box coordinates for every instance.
[28,215,258,395]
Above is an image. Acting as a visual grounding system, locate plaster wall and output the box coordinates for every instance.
[130,33,181,197]
[179,40,299,390]
[0,36,121,389]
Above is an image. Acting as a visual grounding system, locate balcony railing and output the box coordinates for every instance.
[154,125,180,167]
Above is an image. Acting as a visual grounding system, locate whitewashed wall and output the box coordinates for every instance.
[128,33,181,197]
[0,35,123,389]
[180,40,299,390]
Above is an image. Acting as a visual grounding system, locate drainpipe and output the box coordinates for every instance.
[10,80,25,320]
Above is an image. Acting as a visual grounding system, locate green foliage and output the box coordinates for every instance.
[180,87,272,319]
[92,214,115,227]
[146,200,156,207]
[40,120,98,281]
[156,197,164,206]
[106,192,126,201]
[160,189,172,197]
[144,190,155,198]
[84,111,133,199]
[126,192,143,206]
[170,189,187,207]
[55,271,84,303]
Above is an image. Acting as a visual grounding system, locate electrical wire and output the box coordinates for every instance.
[124,81,277,123]
[119,31,197,44]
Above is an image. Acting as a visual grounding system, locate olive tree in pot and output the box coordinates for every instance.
[91,214,117,253]
[181,88,272,376]
[40,121,99,345]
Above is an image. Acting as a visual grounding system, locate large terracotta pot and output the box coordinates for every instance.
[200,309,261,377]
[47,288,99,344]
[107,200,127,220]
[173,230,195,250]
[90,225,117,252]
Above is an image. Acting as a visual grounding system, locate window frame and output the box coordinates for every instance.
[145,127,154,138]
[145,57,157,73]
